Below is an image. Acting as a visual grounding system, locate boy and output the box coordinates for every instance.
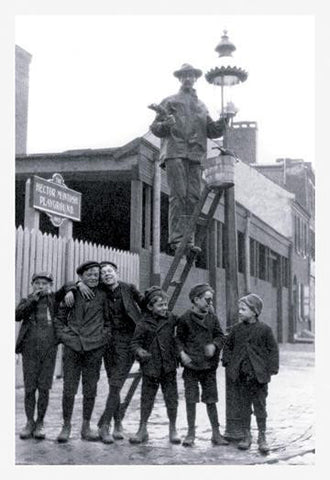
[54,261,111,443]
[15,272,71,440]
[176,283,228,447]
[222,293,279,454]
[129,286,180,445]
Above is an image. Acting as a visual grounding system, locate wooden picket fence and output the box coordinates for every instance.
[15,226,140,386]
[15,226,140,304]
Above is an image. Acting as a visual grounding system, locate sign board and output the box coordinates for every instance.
[32,174,81,224]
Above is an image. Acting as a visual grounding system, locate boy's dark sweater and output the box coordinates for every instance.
[131,311,178,377]
[222,319,279,384]
[176,309,225,371]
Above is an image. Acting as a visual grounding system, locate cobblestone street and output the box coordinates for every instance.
[15,343,314,466]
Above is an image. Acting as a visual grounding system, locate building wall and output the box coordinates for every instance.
[235,159,294,238]
[15,45,32,155]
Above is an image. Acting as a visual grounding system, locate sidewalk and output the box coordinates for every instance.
[15,343,315,465]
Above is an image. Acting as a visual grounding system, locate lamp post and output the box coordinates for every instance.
[206,30,248,440]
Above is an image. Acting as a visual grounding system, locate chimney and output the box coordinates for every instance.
[15,45,32,155]
[226,121,258,164]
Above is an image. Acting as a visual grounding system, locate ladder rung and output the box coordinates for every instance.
[169,280,182,287]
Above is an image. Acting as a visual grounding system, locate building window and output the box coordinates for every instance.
[269,251,278,287]
[281,256,289,288]
[237,231,245,273]
[258,243,266,280]
[250,238,256,277]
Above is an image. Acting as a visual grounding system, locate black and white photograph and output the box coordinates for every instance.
[4,1,326,473]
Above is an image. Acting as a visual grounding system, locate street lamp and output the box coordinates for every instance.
[206,30,248,441]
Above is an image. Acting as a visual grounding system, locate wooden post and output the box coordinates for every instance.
[130,180,143,254]
[59,218,73,239]
[223,184,242,441]
[151,155,161,285]
[24,178,40,231]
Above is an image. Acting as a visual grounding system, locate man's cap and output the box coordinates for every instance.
[173,63,203,79]
[143,286,167,307]
[99,260,118,270]
[189,283,214,301]
[31,272,53,283]
[76,261,100,276]
[239,293,263,316]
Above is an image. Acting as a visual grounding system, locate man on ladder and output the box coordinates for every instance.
[150,63,228,255]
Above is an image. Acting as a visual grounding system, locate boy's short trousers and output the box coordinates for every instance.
[142,370,178,410]
[103,336,135,389]
[63,345,104,397]
[22,345,57,392]
[183,367,218,404]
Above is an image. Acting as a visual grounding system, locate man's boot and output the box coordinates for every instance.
[19,420,35,440]
[211,426,229,446]
[113,421,124,440]
[129,426,149,444]
[33,420,46,440]
[257,417,269,454]
[182,428,195,447]
[169,423,181,444]
[81,420,99,441]
[237,428,252,450]
[98,423,114,444]
[57,423,71,443]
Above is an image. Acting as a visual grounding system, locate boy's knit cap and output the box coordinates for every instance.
[239,293,263,316]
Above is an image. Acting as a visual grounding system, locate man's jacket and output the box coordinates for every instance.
[222,320,279,384]
[108,281,144,325]
[131,311,178,377]
[54,289,111,352]
[176,309,225,371]
[150,86,226,165]
[15,285,69,354]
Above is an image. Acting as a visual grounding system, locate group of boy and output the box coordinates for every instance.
[16,260,279,454]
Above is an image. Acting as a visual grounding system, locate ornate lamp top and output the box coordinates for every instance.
[205,30,248,87]
[215,29,236,57]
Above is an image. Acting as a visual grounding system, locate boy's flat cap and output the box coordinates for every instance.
[31,272,53,283]
[76,261,100,276]
[189,283,214,301]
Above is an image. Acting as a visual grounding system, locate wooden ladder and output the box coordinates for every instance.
[119,184,224,419]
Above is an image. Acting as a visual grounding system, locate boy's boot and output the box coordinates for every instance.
[211,426,229,446]
[19,420,35,440]
[98,423,114,444]
[57,423,71,443]
[257,417,269,454]
[169,422,181,444]
[129,424,149,444]
[81,420,99,441]
[113,420,124,440]
[237,417,252,450]
[182,427,195,447]
[33,420,46,440]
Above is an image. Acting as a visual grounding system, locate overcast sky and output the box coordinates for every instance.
[15,15,314,165]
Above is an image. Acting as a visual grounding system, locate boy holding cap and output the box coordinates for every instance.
[222,293,279,454]
[54,261,111,443]
[129,286,180,445]
[16,272,73,440]
[176,283,228,447]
